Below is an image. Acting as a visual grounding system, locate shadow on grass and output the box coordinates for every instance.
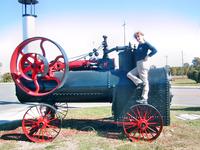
[0,117,126,142]
[171,107,200,111]
[1,133,30,142]
[0,120,30,142]
[62,117,125,140]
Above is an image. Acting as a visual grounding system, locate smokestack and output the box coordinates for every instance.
[18,0,39,52]
[18,0,38,40]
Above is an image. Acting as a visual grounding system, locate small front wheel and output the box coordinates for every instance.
[22,103,62,142]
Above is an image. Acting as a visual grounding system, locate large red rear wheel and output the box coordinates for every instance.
[22,103,62,142]
[123,104,163,142]
[10,37,68,96]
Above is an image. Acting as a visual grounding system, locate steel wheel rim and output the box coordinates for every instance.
[123,104,163,142]
[54,102,69,119]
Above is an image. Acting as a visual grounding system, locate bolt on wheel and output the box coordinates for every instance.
[123,104,163,142]
[22,103,62,142]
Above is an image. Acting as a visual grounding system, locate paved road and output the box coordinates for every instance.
[0,83,200,125]
[0,83,112,124]
[171,86,200,106]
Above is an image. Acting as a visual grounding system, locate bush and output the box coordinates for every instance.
[187,69,200,83]
[187,70,192,79]
[1,72,13,82]
[193,70,199,83]
[198,72,200,83]
[170,66,189,76]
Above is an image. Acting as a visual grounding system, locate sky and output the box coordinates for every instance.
[1,0,200,73]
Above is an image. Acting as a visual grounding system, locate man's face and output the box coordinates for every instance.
[135,34,144,43]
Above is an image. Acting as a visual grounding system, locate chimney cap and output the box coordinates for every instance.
[18,0,38,5]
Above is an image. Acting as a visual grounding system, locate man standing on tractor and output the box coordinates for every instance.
[127,31,157,104]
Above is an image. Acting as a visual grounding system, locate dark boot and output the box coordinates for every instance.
[136,82,144,90]
[136,98,148,104]
[135,83,144,99]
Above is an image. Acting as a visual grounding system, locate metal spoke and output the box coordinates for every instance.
[40,39,46,57]
[23,65,32,74]
[123,104,163,142]
[33,78,40,93]
[126,112,138,121]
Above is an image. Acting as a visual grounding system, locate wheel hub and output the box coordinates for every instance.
[39,122,44,128]
[138,119,148,130]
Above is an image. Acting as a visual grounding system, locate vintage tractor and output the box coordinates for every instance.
[10,36,171,142]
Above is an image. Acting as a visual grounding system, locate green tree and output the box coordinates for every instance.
[198,72,200,83]
[170,67,177,76]
[183,63,190,75]
[187,70,192,79]
[1,72,13,82]
[183,67,189,76]
[193,70,199,83]
[183,63,190,68]
[176,67,183,76]
[192,57,200,68]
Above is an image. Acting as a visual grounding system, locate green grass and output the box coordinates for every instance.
[171,77,199,86]
[0,106,200,150]
[67,107,112,119]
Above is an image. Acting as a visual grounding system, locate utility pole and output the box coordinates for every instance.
[122,21,126,46]
[181,50,184,77]
[181,51,184,67]
[165,55,168,66]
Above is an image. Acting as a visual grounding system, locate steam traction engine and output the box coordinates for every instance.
[10,36,171,142]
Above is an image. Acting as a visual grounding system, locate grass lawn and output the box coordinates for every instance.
[171,76,200,86]
[0,106,200,150]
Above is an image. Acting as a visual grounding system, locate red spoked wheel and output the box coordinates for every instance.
[22,103,62,143]
[123,104,163,142]
[10,37,68,96]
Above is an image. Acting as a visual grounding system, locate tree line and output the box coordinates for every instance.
[170,57,200,83]
[1,57,200,83]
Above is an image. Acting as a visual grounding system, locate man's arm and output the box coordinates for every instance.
[146,42,157,57]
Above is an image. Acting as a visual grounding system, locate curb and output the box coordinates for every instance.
[172,86,200,89]
[0,82,14,85]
